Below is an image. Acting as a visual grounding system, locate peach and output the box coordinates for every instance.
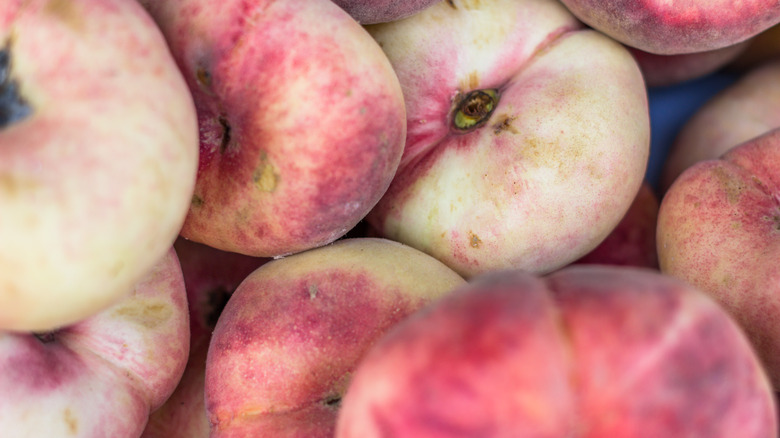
[331,0,440,24]
[657,127,780,387]
[558,0,780,55]
[0,0,198,332]
[660,59,780,192]
[139,0,406,258]
[204,238,465,437]
[365,0,649,278]
[336,266,777,437]
[0,248,190,437]
[142,238,269,438]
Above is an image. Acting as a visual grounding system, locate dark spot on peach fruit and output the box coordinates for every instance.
[323,394,342,408]
[191,194,204,208]
[33,331,57,344]
[218,115,232,153]
[493,114,518,135]
[469,232,481,248]
[196,67,212,88]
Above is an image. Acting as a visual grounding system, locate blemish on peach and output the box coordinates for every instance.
[462,71,480,90]
[0,174,40,196]
[253,158,278,192]
[63,407,78,435]
[712,166,745,204]
[196,67,212,88]
[492,114,518,135]
[191,194,204,208]
[44,0,85,32]
[309,284,318,300]
[763,212,780,231]
[469,231,481,248]
[113,301,172,329]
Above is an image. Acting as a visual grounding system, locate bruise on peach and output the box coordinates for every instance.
[63,407,78,434]
[43,0,85,32]
[112,300,173,330]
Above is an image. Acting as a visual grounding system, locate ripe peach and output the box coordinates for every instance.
[336,266,777,437]
[365,0,650,278]
[559,0,780,55]
[0,249,190,437]
[658,127,780,388]
[204,238,466,437]
[140,0,406,258]
[0,0,198,332]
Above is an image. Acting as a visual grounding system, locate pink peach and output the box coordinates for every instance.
[204,238,466,437]
[336,266,777,437]
[140,0,407,258]
[559,0,780,55]
[658,127,780,387]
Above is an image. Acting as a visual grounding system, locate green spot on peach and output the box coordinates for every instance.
[253,160,278,192]
[113,300,173,329]
[712,166,746,204]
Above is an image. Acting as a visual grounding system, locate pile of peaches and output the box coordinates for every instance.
[2,0,780,436]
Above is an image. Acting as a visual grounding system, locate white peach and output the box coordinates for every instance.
[0,0,198,332]
[366,0,650,278]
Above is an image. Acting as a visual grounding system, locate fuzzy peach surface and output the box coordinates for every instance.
[0,0,198,332]
[658,128,780,388]
[204,238,465,436]
[559,0,780,55]
[0,249,190,438]
[141,0,407,259]
[336,266,776,437]
[366,0,649,278]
